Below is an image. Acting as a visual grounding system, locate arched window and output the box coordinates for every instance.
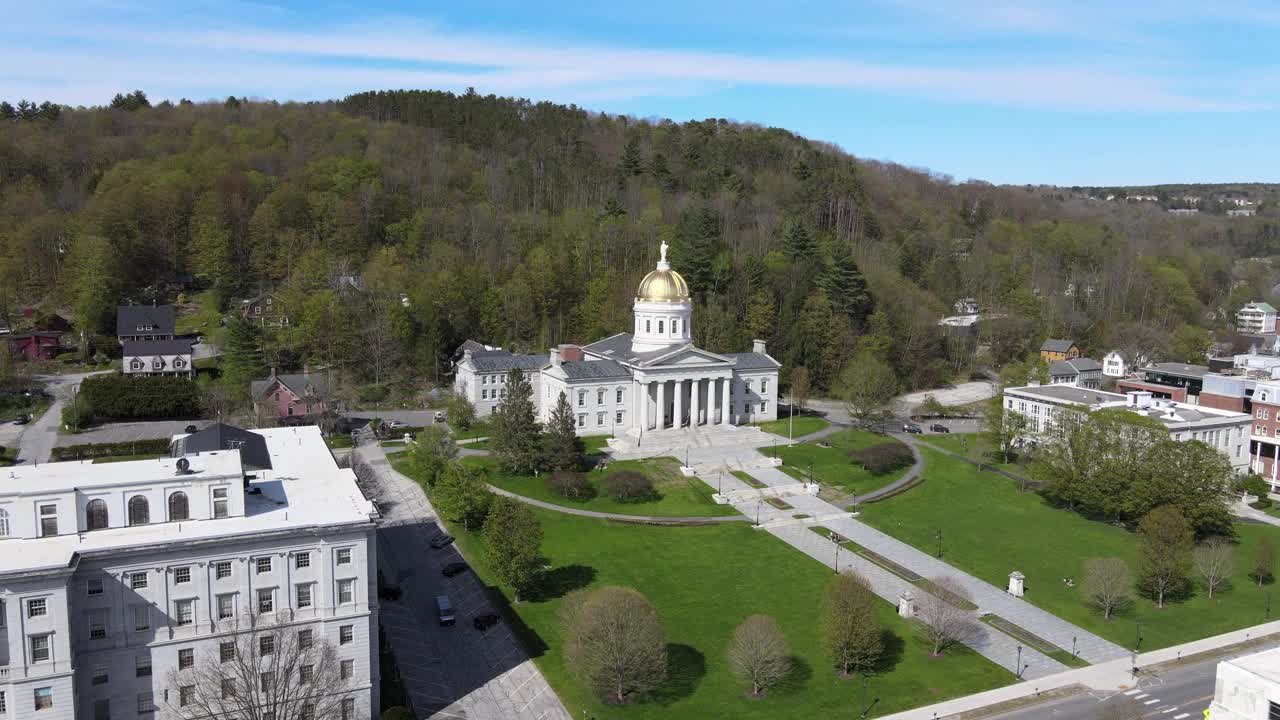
[128,496,150,526]
[86,499,109,531]
[0,508,8,537]
[168,492,190,522]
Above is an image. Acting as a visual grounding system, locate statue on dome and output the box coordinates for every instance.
[660,240,669,263]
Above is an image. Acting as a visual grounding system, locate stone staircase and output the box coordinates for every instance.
[606,423,772,458]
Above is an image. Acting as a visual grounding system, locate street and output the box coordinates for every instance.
[15,371,110,464]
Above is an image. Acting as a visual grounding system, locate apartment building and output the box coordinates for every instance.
[0,426,379,720]
[1237,302,1278,335]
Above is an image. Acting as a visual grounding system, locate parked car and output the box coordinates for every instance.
[929,423,950,433]
[902,424,923,434]
[473,612,500,632]
[436,595,455,626]
[442,562,469,578]
[184,424,198,434]
[388,420,409,430]
[430,533,455,549]
[434,411,446,423]
[13,414,30,425]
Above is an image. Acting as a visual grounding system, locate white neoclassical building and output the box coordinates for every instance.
[454,244,782,444]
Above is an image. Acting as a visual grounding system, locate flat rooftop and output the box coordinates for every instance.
[1225,646,1280,686]
[0,426,376,576]
[1007,385,1248,425]
[1,451,243,495]
[1142,362,1210,378]
[1007,385,1126,405]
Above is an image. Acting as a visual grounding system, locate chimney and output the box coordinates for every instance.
[752,339,768,355]
[550,347,562,368]
[559,344,584,362]
[270,367,277,378]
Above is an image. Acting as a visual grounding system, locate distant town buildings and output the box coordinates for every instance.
[1228,208,1257,217]
[1048,358,1103,389]
[1101,350,1132,378]
[1039,339,1080,363]
[1237,301,1277,335]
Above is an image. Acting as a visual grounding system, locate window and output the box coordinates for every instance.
[577,414,585,427]
[133,605,150,632]
[175,599,195,626]
[214,560,232,579]
[258,589,274,614]
[761,401,768,414]
[259,672,274,692]
[340,625,354,644]
[135,655,152,677]
[259,635,275,656]
[341,659,354,679]
[337,579,355,604]
[300,704,315,720]
[39,503,57,536]
[178,686,194,707]
[136,692,154,713]
[597,412,605,426]
[86,578,104,596]
[256,557,272,574]
[578,390,586,407]
[88,609,108,639]
[658,320,664,334]
[298,629,313,651]
[131,572,148,590]
[296,584,313,609]
[27,598,47,617]
[31,634,51,662]
[0,692,5,714]
[220,641,235,663]
[85,499,109,530]
[336,548,352,565]
[178,648,194,669]
[481,389,487,400]
[616,387,624,403]
[342,698,355,720]
[1269,700,1280,719]
[597,389,605,404]
[213,487,229,518]
[92,664,109,685]
[296,552,311,569]
[168,492,189,521]
[130,360,143,371]
[93,699,109,720]
[0,507,8,536]
[222,678,235,699]
[616,410,624,424]
[299,664,314,684]
[673,319,680,335]
[762,379,769,394]
[127,496,150,526]
[645,319,651,333]
[34,688,53,711]
[217,594,234,619]
[174,566,191,584]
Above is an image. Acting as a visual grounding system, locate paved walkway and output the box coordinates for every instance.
[486,483,748,524]
[357,443,570,720]
[1232,499,1280,527]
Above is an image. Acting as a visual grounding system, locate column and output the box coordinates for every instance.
[640,381,648,431]
[722,376,732,425]
[691,378,701,427]
[674,379,684,428]
[656,380,666,430]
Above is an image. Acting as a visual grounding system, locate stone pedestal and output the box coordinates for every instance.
[1007,571,1025,597]
[897,590,916,618]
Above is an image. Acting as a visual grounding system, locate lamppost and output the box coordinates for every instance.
[831,532,842,574]
[858,675,879,718]
[808,462,814,485]
[1268,592,1273,619]
[1016,645,1023,679]
[1072,636,1077,658]
[718,472,723,495]
[936,529,944,558]
[789,397,795,446]
[756,499,762,526]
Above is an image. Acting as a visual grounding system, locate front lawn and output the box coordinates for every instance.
[436,506,1012,718]
[753,415,830,439]
[455,455,738,518]
[451,420,492,440]
[775,430,912,496]
[915,432,1024,473]
[860,447,1280,650]
[175,290,227,345]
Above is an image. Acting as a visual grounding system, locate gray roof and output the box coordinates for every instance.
[1040,338,1077,353]
[123,338,194,356]
[470,352,548,373]
[117,305,176,336]
[251,372,330,400]
[1049,358,1101,375]
[560,359,631,380]
[582,333,674,365]
[726,352,782,370]
[1143,362,1210,379]
[1007,385,1125,405]
[171,423,272,470]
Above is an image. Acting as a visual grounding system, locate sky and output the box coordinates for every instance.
[3,0,1277,186]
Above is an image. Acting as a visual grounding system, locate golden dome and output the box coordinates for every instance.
[636,268,690,303]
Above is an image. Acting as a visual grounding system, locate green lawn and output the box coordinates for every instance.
[753,415,830,439]
[175,290,226,343]
[861,447,1280,650]
[451,420,492,441]
[452,455,739,518]
[915,433,1023,474]
[775,430,912,496]
[326,435,354,449]
[434,506,1012,718]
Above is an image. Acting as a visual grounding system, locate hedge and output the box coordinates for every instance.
[51,438,172,461]
[849,441,915,475]
[78,373,202,421]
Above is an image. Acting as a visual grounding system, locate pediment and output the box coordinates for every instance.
[645,346,732,367]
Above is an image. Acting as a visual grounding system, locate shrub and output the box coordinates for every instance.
[849,441,913,475]
[78,373,202,421]
[1236,474,1272,499]
[1252,498,1274,510]
[51,438,171,461]
[547,470,594,500]
[603,470,656,502]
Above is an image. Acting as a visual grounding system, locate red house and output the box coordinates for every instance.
[7,332,62,361]
[250,370,331,423]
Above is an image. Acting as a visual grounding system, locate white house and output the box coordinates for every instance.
[1237,302,1278,335]
[1047,358,1103,388]
[122,338,195,378]
[0,426,379,720]
[1208,645,1280,719]
[953,298,980,315]
[1102,351,1130,378]
[454,243,782,439]
[1229,208,1258,217]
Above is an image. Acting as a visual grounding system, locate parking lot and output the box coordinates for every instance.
[54,419,212,447]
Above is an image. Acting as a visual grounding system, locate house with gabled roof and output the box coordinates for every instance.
[251,369,331,423]
[116,304,176,344]
[1040,338,1080,363]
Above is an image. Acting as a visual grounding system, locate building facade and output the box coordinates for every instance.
[1101,351,1129,378]
[1039,339,1080,363]
[122,339,195,379]
[1048,358,1102,388]
[1209,646,1280,719]
[1237,302,1278,335]
[0,426,378,720]
[453,244,782,437]
[250,371,331,423]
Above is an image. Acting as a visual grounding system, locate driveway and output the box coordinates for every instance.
[15,371,111,464]
[55,419,212,448]
[343,409,443,427]
[893,380,996,415]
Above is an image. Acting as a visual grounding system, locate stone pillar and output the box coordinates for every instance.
[657,380,666,430]
[897,590,915,618]
[722,376,732,425]
[674,379,684,428]
[640,381,649,431]
[1007,571,1025,597]
[691,378,701,427]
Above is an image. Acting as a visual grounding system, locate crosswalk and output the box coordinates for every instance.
[1119,687,1203,718]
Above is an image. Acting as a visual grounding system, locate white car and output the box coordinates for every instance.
[387,420,409,430]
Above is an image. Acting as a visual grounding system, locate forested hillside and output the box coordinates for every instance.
[2,89,1278,396]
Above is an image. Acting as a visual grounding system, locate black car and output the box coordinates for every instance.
[929,423,950,433]
[184,424,198,434]
[902,424,923,434]
[13,415,30,425]
[430,533,455,549]
[442,562,469,578]
[473,613,500,632]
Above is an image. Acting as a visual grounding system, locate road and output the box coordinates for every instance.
[16,371,111,464]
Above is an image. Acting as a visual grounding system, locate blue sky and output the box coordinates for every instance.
[3,0,1277,185]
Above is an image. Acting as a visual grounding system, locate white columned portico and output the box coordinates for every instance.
[656,380,666,430]
[640,381,648,430]
[691,378,701,427]
[674,379,684,428]
[721,376,732,425]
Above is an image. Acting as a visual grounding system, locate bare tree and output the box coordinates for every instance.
[1082,558,1133,620]
[916,577,980,656]
[165,619,356,720]
[821,571,882,677]
[562,586,668,704]
[1194,536,1235,599]
[727,615,792,697]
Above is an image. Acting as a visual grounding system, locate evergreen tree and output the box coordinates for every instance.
[66,235,122,337]
[222,318,268,398]
[491,369,542,474]
[543,391,583,472]
[619,136,643,176]
[0,101,15,120]
[782,218,818,261]
[791,290,840,391]
[483,496,543,602]
[821,247,873,324]
[648,152,676,192]
[672,206,719,294]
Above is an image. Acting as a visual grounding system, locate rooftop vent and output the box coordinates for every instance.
[175,457,191,475]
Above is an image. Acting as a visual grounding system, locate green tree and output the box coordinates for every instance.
[1136,506,1194,609]
[542,391,583,472]
[1252,537,1276,587]
[221,318,268,398]
[1170,324,1212,364]
[619,136,643,176]
[490,369,542,474]
[839,351,898,429]
[432,462,493,532]
[821,246,872,324]
[483,496,544,602]
[445,393,476,431]
[821,571,882,677]
[66,235,122,337]
[793,289,841,391]
[789,366,811,411]
[782,218,817,261]
[409,425,458,486]
[982,399,1028,465]
[562,586,667,704]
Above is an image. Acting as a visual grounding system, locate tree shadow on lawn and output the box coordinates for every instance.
[872,629,906,674]
[475,581,551,659]
[527,564,597,603]
[767,655,813,697]
[647,644,707,705]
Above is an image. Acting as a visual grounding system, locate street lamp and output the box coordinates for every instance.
[756,499,762,526]
[1016,645,1023,679]
[1072,636,1077,658]
[718,472,723,495]
[831,532,842,574]
[936,529,944,558]
[858,675,880,719]
[808,461,814,485]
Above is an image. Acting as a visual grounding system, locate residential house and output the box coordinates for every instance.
[1228,208,1257,217]
[6,331,61,361]
[1039,339,1080,363]
[953,298,980,315]
[240,292,290,327]
[116,305,176,344]
[1245,382,1280,485]
[1102,351,1130,378]
[122,338,195,378]
[1048,358,1102,389]
[251,370,330,423]
[1167,208,1199,216]
[1237,301,1277,335]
